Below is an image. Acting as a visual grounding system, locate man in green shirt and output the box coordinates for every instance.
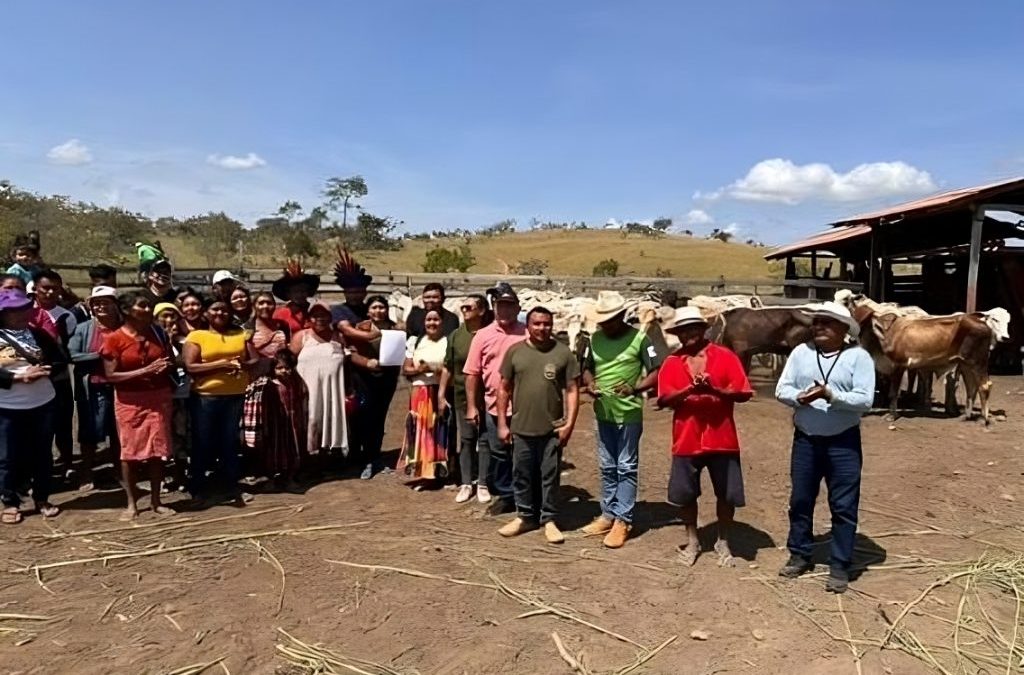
[496,307,580,544]
[581,291,662,548]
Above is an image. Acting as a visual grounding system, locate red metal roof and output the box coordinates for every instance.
[764,223,871,260]
[830,176,1024,227]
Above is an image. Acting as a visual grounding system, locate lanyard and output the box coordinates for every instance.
[815,346,844,386]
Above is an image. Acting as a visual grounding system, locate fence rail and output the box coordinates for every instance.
[52,264,861,300]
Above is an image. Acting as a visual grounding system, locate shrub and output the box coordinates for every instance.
[422,245,475,273]
[514,258,549,275]
[654,267,673,278]
[592,258,619,277]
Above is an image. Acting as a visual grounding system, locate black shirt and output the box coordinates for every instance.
[141,286,179,306]
[405,306,460,338]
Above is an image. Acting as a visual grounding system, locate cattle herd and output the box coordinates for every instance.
[384,287,1011,424]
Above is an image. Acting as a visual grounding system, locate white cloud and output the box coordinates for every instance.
[47,139,92,166]
[697,158,937,205]
[206,152,267,170]
[722,223,741,235]
[683,208,714,226]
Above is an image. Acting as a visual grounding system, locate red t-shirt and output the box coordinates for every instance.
[657,343,752,456]
[99,327,173,392]
[272,303,310,335]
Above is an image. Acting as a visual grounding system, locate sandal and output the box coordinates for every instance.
[2,507,22,524]
[677,543,701,567]
[37,503,60,518]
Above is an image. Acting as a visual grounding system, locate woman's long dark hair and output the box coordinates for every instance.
[467,293,493,327]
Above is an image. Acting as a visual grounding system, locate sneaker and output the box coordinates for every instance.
[544,522,565,544]
[778,554,814,579]
[476,485,492,504]
[825,566,850,594]
[498,517,538,537]
[603,520,631,549]
[485,498,516,516]
[455,485,474,503]
[360,464,374,480]
[581,515,614,536]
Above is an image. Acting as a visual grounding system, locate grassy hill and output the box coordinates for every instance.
[150,230,778,279]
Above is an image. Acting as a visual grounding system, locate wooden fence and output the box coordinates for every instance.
[52,265,861,302]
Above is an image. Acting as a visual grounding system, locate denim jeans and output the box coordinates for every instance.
[484,413,514,502]
[596,421,642,523]
[0,402,55,507]
[512,433,562,524]
[188,394,243,499]
[786,425,863,569]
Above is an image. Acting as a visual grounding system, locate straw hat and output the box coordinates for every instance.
[588,291,629,324]
[810,301,860,338]
[663,306,710,332]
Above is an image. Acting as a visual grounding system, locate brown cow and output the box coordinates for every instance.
[850,305,996,423]
[710,307,813,373]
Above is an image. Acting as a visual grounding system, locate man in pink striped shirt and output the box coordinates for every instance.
[463,283,526,515]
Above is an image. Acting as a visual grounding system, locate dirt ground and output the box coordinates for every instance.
[1,375,1023,675]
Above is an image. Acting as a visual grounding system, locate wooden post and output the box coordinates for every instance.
[868,225,880,299]
[966,205,985,313]
[810,251,818,278]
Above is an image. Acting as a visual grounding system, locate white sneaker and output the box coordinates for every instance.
[455,484,474,503]
[477,485,492,504]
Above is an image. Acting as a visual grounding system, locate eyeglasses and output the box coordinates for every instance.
[460,305,476,312]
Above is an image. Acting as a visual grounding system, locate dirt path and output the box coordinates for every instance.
[1,377,1022,674]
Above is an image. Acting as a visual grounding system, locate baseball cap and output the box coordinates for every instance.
[212,270,238,285]
[489,282,518,303]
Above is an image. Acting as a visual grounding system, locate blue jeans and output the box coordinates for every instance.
[786,426,862,569]
[484,413,514,502]
[188,394,243,499]
[596,421,642,523]
[0,403,55,507]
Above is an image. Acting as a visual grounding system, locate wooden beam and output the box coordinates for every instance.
[966,205,985,312]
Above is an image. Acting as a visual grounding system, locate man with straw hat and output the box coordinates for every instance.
[579,291,662,548]
[775,301,874,594]
[657,306,753,567]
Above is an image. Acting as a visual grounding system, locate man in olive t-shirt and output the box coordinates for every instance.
[496,307,580,544]
[580,293,662,548]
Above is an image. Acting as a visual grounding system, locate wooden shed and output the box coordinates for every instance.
[764,177,1024,371]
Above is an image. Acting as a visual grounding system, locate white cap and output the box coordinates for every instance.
[25,281,35,295]
[212,270,238,285]
[87,285,117,302]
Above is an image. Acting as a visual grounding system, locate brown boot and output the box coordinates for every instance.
[544,522,565,544]
[580,515,614,536]
[498,517,538,537]
[603,520,631,549]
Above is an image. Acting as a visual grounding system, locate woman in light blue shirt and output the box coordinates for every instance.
[775,302,875,594]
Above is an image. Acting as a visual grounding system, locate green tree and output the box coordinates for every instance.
[653,217,672,231]
[422,245,475,272]
[277,201,304,223]
[186,212,243,266]
[322,175,368,229]
[592,258,619,277]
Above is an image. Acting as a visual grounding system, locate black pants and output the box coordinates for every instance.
[512,433,561,524]
[359,371,399,466]
[52,378,74,463]
[0,402,54,507]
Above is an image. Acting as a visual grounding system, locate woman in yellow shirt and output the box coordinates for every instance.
[183,299,258,507]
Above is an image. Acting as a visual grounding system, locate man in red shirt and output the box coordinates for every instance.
[657,307,752,567]
[270,262,320,335]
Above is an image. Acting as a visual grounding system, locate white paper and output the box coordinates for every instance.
[378,329,408,367]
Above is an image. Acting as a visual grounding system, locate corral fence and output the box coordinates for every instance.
[53,265,861,304]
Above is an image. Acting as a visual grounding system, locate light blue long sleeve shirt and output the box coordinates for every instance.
[775,343,875,437]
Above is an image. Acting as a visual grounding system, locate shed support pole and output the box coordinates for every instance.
[868,226,880,298]
[966,206,984,313]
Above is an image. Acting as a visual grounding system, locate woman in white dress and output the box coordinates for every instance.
[290,303,376,460]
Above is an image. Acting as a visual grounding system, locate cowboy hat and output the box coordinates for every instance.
[810,301,860,338]
[271,260,320,300]
[663,306,710,332]
[588,290,629,324]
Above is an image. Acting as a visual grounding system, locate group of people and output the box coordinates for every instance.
[0,231,878,593]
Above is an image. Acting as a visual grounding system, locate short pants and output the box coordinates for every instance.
[667,453,745,508]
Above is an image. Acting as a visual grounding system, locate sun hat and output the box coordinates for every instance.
[87,285,118,303]
[588,291,629,324]
[212,270,238,285]
[810,301,860,338]
[0,288,34,312]
[663,306,710,332]
[154,302,181,318]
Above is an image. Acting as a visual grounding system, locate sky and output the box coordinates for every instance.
[2,0,1023,245]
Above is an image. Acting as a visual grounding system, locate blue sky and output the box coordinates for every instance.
[2,0,1022,244]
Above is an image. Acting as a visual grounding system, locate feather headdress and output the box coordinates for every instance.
[333,246,372,288]
[271,258,320,300]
